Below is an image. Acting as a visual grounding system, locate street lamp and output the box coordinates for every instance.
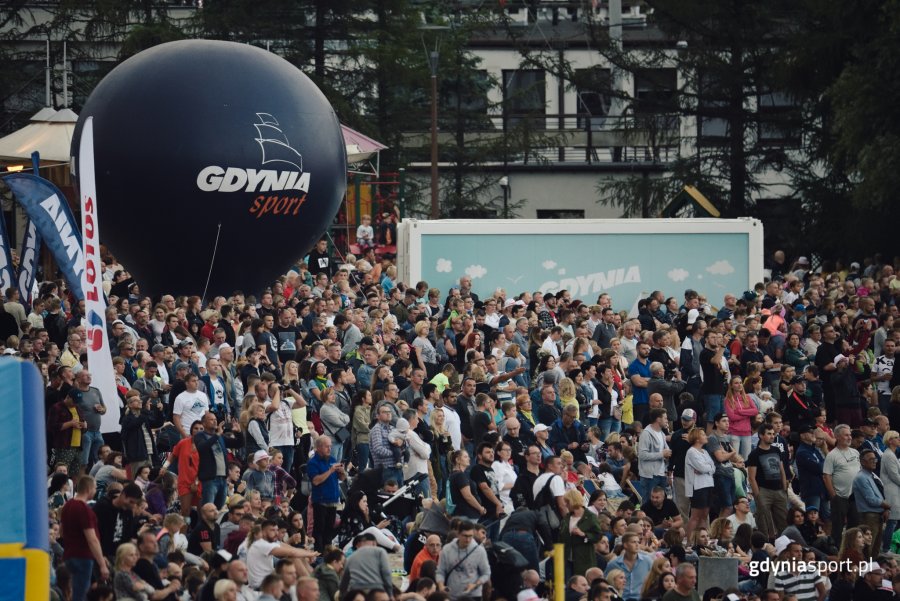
[420,25,449,220]
[499,176,510,218]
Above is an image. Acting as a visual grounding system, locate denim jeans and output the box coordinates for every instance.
[276,445,295,473]
[66,557,94,601]
[330,440,344,464]
[701,394,724,425]
[885,519,898,552]
[201,476,228,509]
[381,465,403,486]
[801,494,831,521]
[80,430,104,469]
[640,475,667,505]
[599,417,621,439]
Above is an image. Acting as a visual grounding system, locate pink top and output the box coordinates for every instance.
[724,393,759,436]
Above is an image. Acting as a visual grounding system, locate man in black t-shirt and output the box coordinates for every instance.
[471,394,495,448]
[187,503,221,555]
[699,331,726,431]
[747,424,788,541]
[92,483,142,558]
[273,308,303,366]
[740,334,766,377]
[470,443,504,522]
[643,486,682,536]
[134,531,181,601]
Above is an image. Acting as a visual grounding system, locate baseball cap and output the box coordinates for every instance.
[395,418,410,434]
[687,308,700,325]
[681,409,697,421]
[790,375,805,384]
[151,344,166,353]
[793,303,806,312]
[862,418,876,427]
[177,339,194,348]
[218,342,232,350]
[860,560,884,576]
[833,353,847,366]
[774,535,792,556]
[797,423,815,434]
[805,506,819,513]
[253,450,271,464]
[533,423,551,433]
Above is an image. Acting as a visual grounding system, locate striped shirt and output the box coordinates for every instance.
[774,569,820,601]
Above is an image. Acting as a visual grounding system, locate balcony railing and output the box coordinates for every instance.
[400,112,681,165]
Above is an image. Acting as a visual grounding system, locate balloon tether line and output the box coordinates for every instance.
[202,222,223,305]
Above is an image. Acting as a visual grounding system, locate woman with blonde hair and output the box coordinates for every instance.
[605,568,626,599]
[639,557,673,599]
[558,488,602,577]
[685,427,715,540]
[114,542,157,600]
[503,343,529,388]
[430,407,453,499]
[880,430,900,550]
[725,375,758,458]
[558,377,579,419]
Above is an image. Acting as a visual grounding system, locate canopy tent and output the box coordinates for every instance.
[0,108,78,165]
[342,124,388,176]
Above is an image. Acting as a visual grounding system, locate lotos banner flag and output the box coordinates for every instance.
[78,117,120,433]
[2,173,85,300]
[16,219,41,309]
[0,200,15,296]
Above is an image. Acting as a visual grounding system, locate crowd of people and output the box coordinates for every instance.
[5,243,900,601]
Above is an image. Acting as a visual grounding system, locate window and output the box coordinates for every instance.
[575,68,611,130]
[442,69,492,128]
[758,91,801,147]
[537,209,585,219]
[503,69,546,129]
[633,69,677,115]
[697,72,730,145]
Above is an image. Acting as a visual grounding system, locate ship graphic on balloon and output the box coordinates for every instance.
[254,112,304,172]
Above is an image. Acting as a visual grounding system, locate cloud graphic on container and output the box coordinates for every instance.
[706,260,735,276]
[668,268,690,282]
[542,260,557,270]
[465,264,488,279]
[435,258,453,273]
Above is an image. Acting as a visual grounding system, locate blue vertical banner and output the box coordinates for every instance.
[0,201,14,295]
[2,173,84,300]
[16,219,41,309]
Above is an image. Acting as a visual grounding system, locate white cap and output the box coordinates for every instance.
[833,354,848,366]
[774,535,792,556]
[687,308,700,325]
[533,423,551,433]
[860,560,884,576]
[253,450,271,464]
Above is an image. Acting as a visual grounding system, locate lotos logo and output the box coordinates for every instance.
[196,113,310,219]
[85,310,104,351]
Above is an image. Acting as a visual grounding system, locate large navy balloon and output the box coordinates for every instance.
[72,40,346,297]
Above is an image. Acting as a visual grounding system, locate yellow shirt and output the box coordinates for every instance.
[621,393,634,425]
[68,407,82,447]
[430,373,450,394]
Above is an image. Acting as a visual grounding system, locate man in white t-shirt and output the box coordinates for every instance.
[440,390,463,451]
[173,373,210,436]
[532,456,568,519]
[541,327,563,360]
[247,519,317,589]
